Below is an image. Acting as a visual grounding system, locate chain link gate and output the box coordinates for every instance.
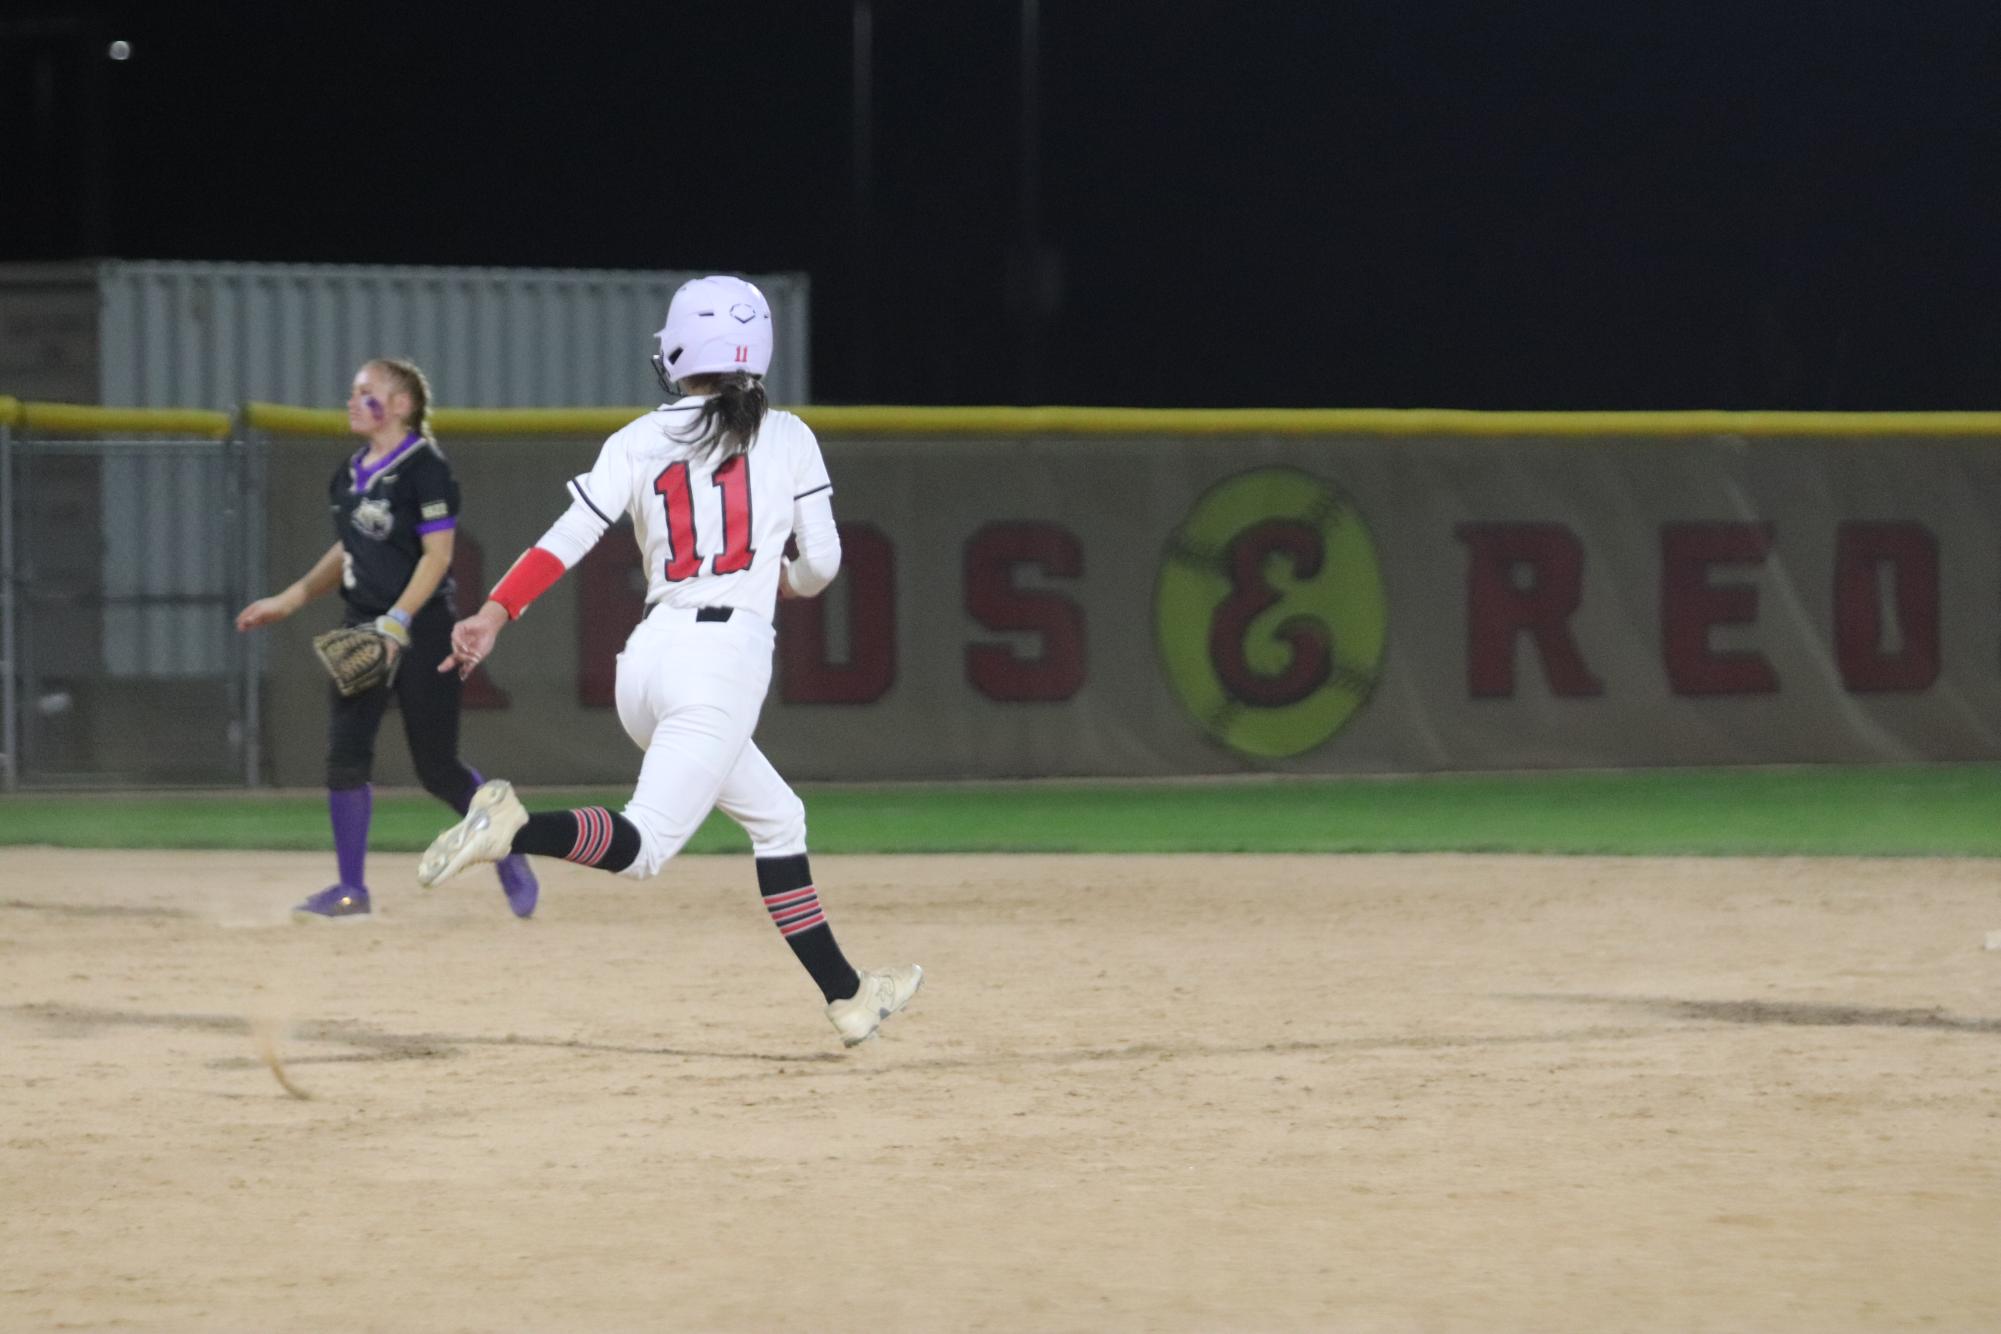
[4,409,255,786]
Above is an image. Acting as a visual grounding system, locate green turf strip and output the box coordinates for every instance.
[2,766,2000,856]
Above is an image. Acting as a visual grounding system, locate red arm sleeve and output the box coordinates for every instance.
[487,547,566,620]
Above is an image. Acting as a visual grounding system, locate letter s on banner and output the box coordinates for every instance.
[964,522,1086,702]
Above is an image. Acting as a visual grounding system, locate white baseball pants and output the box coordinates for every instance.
[611,605,808,877]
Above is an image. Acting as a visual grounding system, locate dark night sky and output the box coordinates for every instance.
[7,0,2001,409]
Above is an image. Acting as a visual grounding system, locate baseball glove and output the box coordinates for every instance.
[312,622,403,697]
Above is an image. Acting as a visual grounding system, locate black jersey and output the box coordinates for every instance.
[328,433,461,616]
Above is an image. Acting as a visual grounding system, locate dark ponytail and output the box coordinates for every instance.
[675,371,768,459]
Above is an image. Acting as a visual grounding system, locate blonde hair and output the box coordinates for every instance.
[367,357,436,444]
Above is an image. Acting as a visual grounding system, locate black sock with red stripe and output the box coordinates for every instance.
[757,854,860,1003]
[511,807,640,873]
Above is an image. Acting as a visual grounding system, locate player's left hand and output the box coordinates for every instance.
[370,614,412,664]
[440,600,508,679]
[312,626,401,697]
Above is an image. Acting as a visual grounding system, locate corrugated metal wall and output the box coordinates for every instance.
[88,259,812,410]
[4,260,807,701]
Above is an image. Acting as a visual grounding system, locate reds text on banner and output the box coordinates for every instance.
[254,429,2001,783]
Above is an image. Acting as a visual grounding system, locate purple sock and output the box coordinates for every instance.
[329,785,372,888]
[456,767,484,816]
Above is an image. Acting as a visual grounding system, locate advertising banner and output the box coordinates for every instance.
[257,423,2001,783]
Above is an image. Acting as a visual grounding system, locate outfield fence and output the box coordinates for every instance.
[1,399,14,788]
[7,399,2001,790]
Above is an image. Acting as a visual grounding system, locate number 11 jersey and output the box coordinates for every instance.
[568,396,833,619]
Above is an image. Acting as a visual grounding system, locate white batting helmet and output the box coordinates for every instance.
[653,275,773,388]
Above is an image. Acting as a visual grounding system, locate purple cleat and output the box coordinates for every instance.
[293,884,371,922]
[495,855,539,919]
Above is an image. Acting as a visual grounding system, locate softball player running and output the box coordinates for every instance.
[235,358,539,921]
[416,276,921,1047]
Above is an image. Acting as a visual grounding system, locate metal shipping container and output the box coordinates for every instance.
[0,258,813,410]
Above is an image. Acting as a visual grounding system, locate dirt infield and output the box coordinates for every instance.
[2,849,1998,1332]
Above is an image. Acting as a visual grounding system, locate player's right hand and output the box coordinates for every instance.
[440,600,508,678]
[235,596,292,631]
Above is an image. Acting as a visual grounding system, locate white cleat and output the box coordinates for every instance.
[419,780,529,888]
[826,964,924,1047]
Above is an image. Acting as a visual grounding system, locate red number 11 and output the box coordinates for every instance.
[655,455,754,582]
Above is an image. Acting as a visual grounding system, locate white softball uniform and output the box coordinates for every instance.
[527,397,841,875]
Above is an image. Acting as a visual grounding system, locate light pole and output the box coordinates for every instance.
[851,0,875,403]
[1015,0,1042,404]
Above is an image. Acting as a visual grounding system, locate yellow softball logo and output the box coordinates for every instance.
[1154,467,1387,759]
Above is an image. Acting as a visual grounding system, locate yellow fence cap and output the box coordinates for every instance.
[18,402,231,439]
[241,402,348,436]
[797,405,2001,438]
[221,400,2001,441]
[432,407,645,436]
[245,402,655,437]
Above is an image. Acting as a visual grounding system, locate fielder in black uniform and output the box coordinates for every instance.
[235,358,539,920]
